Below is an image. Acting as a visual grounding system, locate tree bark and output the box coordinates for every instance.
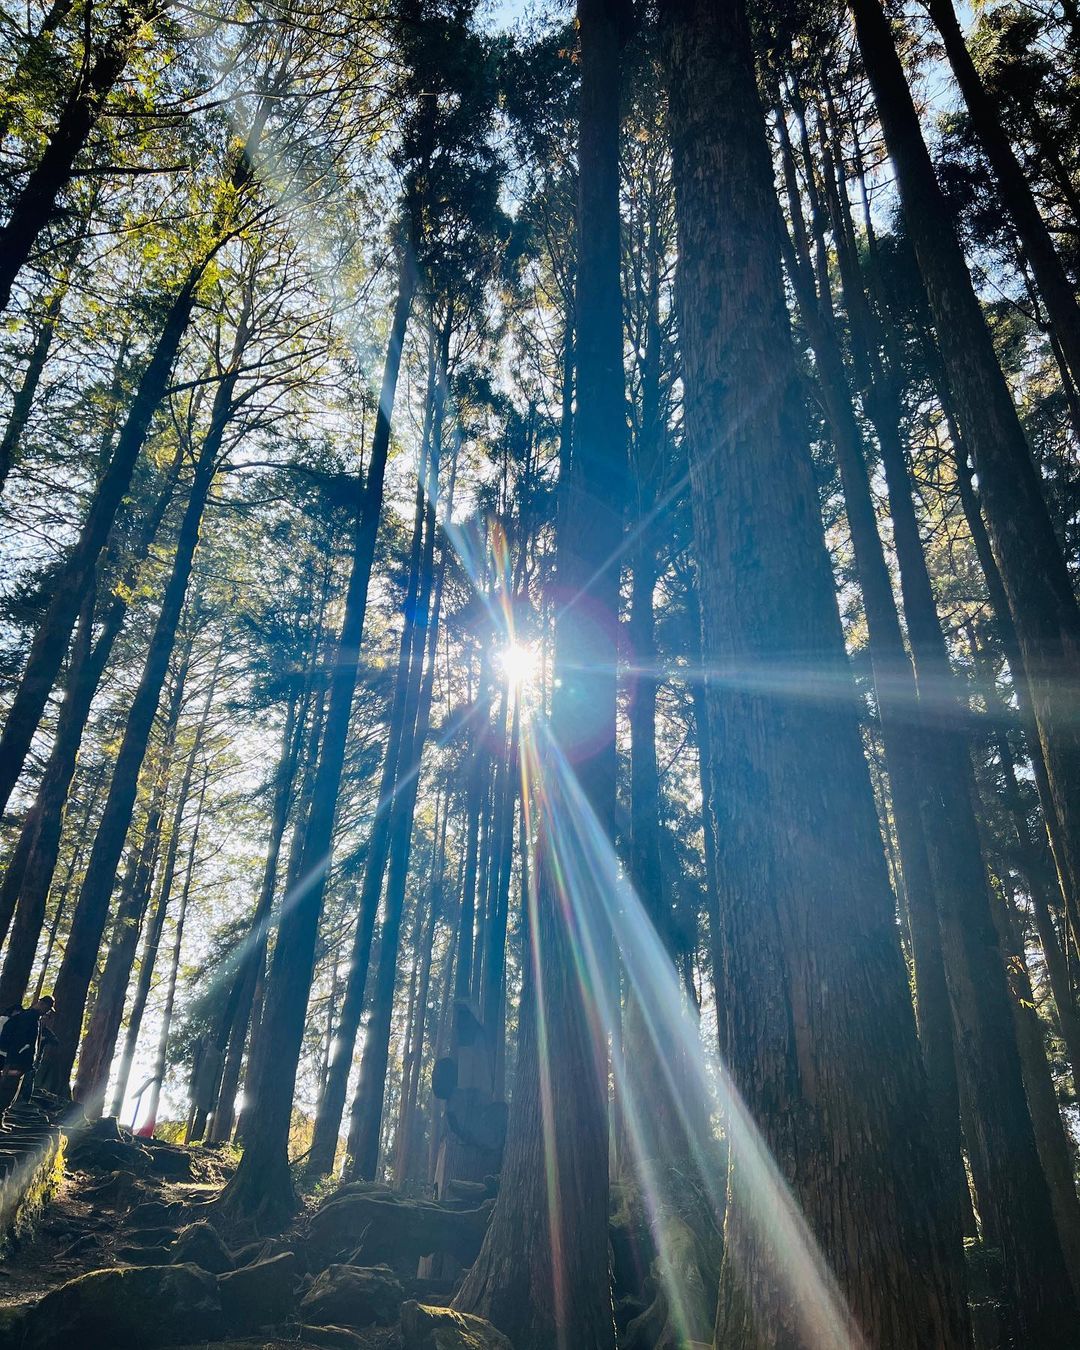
[661,2,971,1345]
[72,640,190,1114]
[454,4,628,1346]
[108,652,219,1118]
[304,316,433,1181]
[50,304,246,1093]
[849,0,1080,1050]
[0,447,183,989]
[220,250,416,1223]
[0,265,204,819]
[924,0,1080,389]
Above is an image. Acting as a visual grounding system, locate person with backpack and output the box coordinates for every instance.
[0,995,56,1114]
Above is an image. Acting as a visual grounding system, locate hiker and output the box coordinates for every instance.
[0,995,57,1114]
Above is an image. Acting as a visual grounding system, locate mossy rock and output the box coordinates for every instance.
[19,1261,223,1348]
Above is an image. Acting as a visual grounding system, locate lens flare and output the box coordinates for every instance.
[495,641,538,689]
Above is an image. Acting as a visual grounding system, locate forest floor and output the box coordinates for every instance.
[0,1110,503,1349]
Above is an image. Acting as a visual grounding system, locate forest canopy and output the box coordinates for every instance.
[1,0,1080,1346]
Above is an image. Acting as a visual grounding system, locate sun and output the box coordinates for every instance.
[495,640,539,689]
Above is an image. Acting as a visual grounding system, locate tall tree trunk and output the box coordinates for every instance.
[850,0,1080,1023]
[141,764,207,1133]
[108,655,219,1118]
[220,250,416,1224]
[0,0,156,314]
[661,2,971,1345]
[0,265,205,819]
[822,101,1078,1323]
[72,641,191,1113]
[0,279,63,492]
[0,447,183,985]
[395,806,445,1185]
[779,105,975,1246]
[869,309,1076,1336]
[347,411,451,1182]
[206,678,307,1144]
[455,5,628,1345]
[991,879,1080,1289]
[305,351,434,1180]
[50,305,247,1092]
[969,629,1080,1080]
[924,0,1080,388]
[950,428,1080,960]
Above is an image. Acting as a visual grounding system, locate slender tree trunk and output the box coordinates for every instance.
[0,281,63,492]
[347,420,451,1182]
[924,0,1080,388]
[306,373,434,1180]
[396,811,444,1185]
[0,265,205,818]
[0,448,183,981]
[220,249,416,1223]
[455,6,628,1345]
[970,630,1080,1080]
[142,765,207,1133]
[108,658,218,1119]
[950,434,1080,960]
[50,314,245,1092]
[206,681,306,1144]
[72,641,191,1113]
[0,1,152,314]
[455,656,491,1004]
[850,0,1080,1024]
[661,3,971,1345]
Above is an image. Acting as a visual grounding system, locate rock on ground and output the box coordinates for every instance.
[171,1219,234,1273]
[218,1250,297,1333]
[307,1192,492,1270]
[299,1262,405,1328]
[17,1261,222,1349]
[400,1301,514,1350]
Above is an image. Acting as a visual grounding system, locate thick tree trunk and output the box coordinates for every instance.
[662,2,971,1346]
[455,5,628,1346]
[850,0,1080,1044]
[780,111,975,1247]
[220,252,415,1224]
